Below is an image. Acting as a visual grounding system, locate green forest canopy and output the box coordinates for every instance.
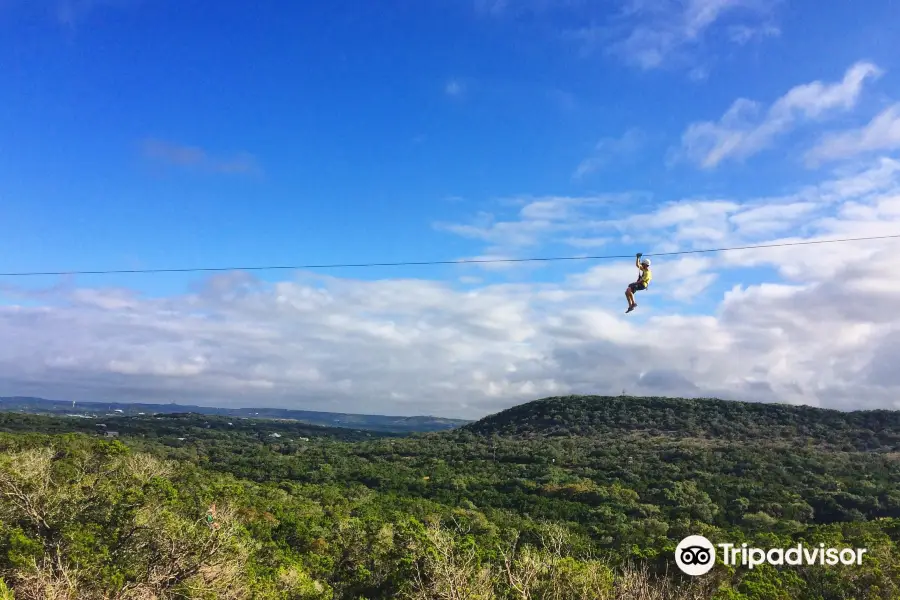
[1,394,899,599]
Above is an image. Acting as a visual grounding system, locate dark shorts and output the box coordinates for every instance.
[628,282,647,292]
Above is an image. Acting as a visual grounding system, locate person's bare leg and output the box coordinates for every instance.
[625,288,635,312]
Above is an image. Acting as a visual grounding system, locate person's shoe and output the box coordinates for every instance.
[626,306,634,313]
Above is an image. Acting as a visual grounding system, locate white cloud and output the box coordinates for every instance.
[609,159,900,279]
[573,129,644,180]
[688,66,710,82]
[727,23,780,45]
[474,0,586,18]
[434,195,632,252]
[142,139,261,176]
[445,79,465,97]
[3,157,900,418]
[563,237,610,249]
[650,256,718,300]
[805,103,900,166]
[436,216,551,248]
[456,255,538,272]
[819,157,900,200]
[605,0,777,70]
[474,0,508,16]
[55,0,140,26]
[547,89,577,112]
[443,158,900,262]
[569,255,717,302]
[679,61,883,168]
[728,202,819,237]
[476,0,778,74]
[609,199,741,248]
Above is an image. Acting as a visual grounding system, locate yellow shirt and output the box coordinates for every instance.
[640,268,652,286]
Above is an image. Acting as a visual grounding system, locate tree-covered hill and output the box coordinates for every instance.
[0,396,471,433]
[459,395,900,450]
[0,411,390,444]
[2,395,900,598]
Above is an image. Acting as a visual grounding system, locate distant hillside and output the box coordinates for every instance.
[460,395,900,450]
[0,396,471,433]
[0,411,387,444]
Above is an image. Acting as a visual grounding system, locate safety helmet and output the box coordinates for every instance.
[641,258,650,266]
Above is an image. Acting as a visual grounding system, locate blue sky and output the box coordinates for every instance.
[1,0,900,417]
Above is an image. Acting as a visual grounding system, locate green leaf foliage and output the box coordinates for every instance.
[0,395,898,598]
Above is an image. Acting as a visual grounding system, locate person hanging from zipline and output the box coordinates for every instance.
[625,253,651,314]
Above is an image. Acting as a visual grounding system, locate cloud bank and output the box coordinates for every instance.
[679,62,882,168]
[2,156,899,419]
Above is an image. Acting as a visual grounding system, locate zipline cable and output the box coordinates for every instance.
[1,233,899,277]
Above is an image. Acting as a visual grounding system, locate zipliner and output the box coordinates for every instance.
[625,253,651,314]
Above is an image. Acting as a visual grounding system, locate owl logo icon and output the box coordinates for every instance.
[675,535,716,576]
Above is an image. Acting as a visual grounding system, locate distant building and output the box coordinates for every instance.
[269,433,282,438]
[104,431,119,438]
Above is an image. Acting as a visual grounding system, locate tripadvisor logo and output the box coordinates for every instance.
[675,535,716,576]
[675,535,868,576]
